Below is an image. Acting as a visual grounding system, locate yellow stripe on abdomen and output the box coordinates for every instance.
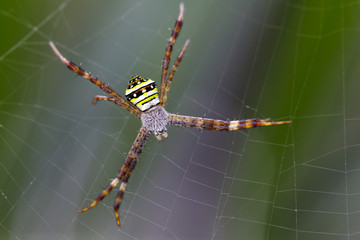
[125,75,160,112]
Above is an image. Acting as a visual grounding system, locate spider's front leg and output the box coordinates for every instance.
[49,41,142,118]
[159,3,191,108]
[159,2,184,103]
[161,39,190,107]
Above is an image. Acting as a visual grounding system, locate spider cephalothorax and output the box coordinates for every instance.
[49,2,291,228]
[140,105,168,140]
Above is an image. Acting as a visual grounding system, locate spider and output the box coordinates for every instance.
[49,2,291,228]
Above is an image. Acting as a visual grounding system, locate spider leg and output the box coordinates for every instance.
[77,145,138,213]
[161,39,190,107]
[113,160,135,227]
[78,127,150,228]
[92,95,126,107]
[168,114,291,131]
[49,41,142,118]
[77,177,121,213]
[159,3,184,105]
[113,127,150,227]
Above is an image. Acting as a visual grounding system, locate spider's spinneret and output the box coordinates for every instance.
[125,75,160,112]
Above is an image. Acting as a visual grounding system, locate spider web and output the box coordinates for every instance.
[1,0,360,239]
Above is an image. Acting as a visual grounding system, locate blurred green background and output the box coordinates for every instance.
[1,0,360,239]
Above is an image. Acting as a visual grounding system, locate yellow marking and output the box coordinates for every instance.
[196,118,204,126]
[78,200,98,213]
[130,75,139,82]
[136,94,159,106]
[115,210,122,228]
[213,120,223,126]
[130,88,158,103]
[77,178,120,213]
[125,79,154,95]
[129,152,136,159]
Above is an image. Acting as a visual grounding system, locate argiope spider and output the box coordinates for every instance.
[49,3,291,228]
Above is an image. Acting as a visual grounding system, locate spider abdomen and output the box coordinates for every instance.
[125,75,160,112]
[140,105,169,140]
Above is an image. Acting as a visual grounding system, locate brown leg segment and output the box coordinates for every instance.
[161,39,190,107]
[78,127,150,228]
[168,114,291,131]
[49,41,141,118]
[159,3,184,106]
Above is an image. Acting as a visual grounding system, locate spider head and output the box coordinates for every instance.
[125,75,160,112]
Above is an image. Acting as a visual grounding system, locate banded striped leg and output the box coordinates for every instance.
[159,2,184,105]
[78,127,151,228]
[113,127,150,227]
[93,95,124,106]
[113,155,137,227]
[49,41,142,119]
[161,39,190,107]
[168,114,292,131]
